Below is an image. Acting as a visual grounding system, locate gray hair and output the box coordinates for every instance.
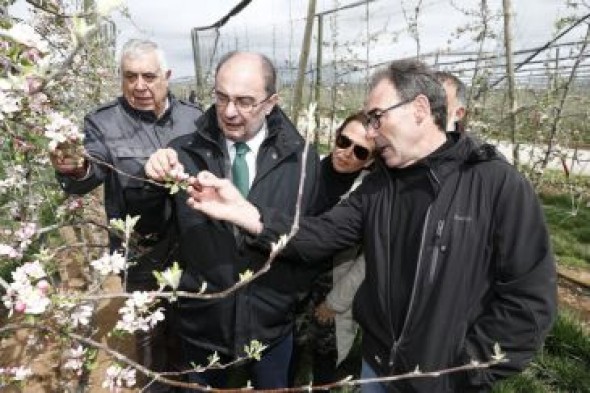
[215,51,277,95]
[435,71,467,107]
[370,59,447,132]
[119,39,169,74]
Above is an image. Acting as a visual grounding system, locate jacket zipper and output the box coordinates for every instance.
[389,205,432,368]
[388,168,442,368]
[429,219,445,283]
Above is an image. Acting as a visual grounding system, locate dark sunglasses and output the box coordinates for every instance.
[335,134,371,161]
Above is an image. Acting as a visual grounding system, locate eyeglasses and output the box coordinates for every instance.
[335,134,371,161]
[363,96,416,130]
[212,90,272,113]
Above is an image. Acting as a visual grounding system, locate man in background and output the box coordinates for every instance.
[435,70,467,133]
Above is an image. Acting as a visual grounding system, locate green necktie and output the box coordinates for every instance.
[232,142,250,197]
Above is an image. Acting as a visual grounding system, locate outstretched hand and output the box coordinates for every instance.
[186,171,263,234]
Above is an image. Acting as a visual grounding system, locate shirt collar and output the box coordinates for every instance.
[226,120,268,156]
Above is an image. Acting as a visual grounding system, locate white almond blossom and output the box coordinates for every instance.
[69,303,94,328]
[0,23,49,53]
[102,364,136,391]
[90,251,127,276]
[44,111,84,152]
[0,89,21,121]
[0,365,33,381]
[115,291,164,333]
[63,345,86,375]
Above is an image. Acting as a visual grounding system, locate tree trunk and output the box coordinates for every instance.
[291,0,317,129]
[502,0,519,167]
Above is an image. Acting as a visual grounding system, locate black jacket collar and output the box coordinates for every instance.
[118,93,175,123]
[185,105,304,158]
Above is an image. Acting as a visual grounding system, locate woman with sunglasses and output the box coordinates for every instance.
[291,112,375,386]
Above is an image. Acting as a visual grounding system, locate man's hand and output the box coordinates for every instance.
[49,143,88,179]
[186,171,263,234]
[314,301,337,325]
[145,148,184,181]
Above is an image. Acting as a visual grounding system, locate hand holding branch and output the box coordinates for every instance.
[144,148,185,182]
[186,171,263,234]
[49,141,88,179]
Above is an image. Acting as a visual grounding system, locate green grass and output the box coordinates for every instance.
[540,191,590,269]
[493,311,590,393]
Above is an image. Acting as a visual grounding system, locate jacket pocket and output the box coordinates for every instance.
[112,146,152,188]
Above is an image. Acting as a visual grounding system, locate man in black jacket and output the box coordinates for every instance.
[50,39,202,393]
[145,51,320,389]
[185,59,557,393]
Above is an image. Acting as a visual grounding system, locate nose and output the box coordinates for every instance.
[135,75,148,90]
[223,99,239,117]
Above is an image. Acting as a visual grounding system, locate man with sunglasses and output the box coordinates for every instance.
[145,51,320,389]
[184,59,556,393]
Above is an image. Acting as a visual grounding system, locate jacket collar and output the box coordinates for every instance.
[375,132,504,187]
[118,93,175,123]
[186,105,305,158]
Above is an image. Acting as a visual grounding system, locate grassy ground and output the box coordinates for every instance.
[491,185,590,393]
[541,191,590,269]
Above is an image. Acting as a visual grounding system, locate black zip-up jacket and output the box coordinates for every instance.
[253,133,557,392]
[56,95,203,282]
[169,105,321,357]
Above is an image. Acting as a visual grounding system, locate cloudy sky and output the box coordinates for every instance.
[11,0,588,80]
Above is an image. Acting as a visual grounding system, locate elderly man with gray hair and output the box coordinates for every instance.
[50,38,203,392]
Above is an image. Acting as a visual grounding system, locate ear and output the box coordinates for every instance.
[164,69,172,81]
[455,106,466,121]
[413,94,431,124]
[265,93,279,115]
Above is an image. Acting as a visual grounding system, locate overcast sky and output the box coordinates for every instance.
[11,0,588,80]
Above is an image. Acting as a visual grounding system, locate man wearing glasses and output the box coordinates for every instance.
[145,51,320,389]
[183,59,556,393]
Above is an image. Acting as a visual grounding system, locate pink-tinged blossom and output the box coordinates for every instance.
[0,244,21,259]
[102,364,136,391]
[28,91,49,113]
[44,111,84,152]
[14,222,37,250]
[2,261,50,316]
[90,251,126,276]
[0,164,28,194]
[23,75,43,95]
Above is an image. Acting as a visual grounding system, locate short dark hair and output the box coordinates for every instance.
[334,111,375,158]
[215,51,277,95]
[435,71,467,107]
[335,111,367,138]
[370,59,447,132]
